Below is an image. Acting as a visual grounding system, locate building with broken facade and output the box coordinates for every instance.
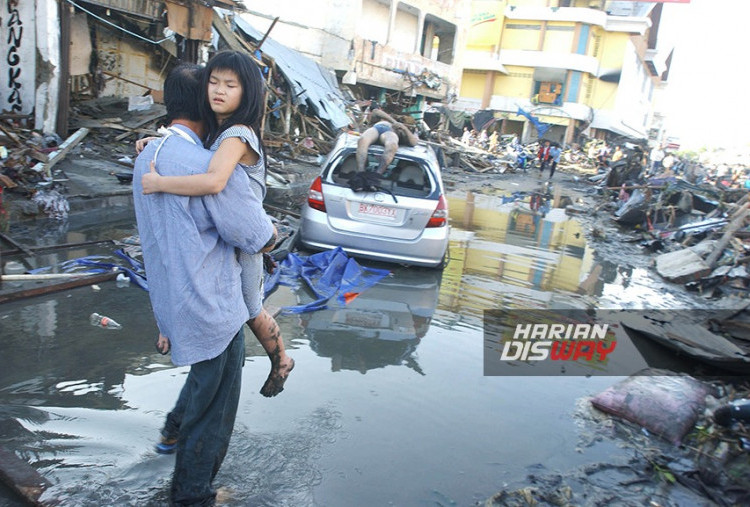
[1,0,679,150]
[456,0,676,145]
[0,0,245,136]
[235,0,471,114]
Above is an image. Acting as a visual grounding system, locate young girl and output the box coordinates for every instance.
[142,50,294,398]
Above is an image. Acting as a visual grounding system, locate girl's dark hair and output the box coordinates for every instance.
[201,50,266,170]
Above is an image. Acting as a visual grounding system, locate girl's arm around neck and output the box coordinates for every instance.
[142,137,250,196]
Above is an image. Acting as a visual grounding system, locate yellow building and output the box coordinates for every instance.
[457,0,674,145]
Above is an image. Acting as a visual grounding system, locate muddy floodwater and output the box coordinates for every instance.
[0,192,717,506]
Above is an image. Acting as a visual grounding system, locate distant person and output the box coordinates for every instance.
[611,146,623,163]
[356,106,419,175]
[460,127,471,144]
[133,63,277,506]
[547,143,562,179]
[537,140,551,175]
[661,152,676,172]
[488,131,499,152]
[478,129,489,148]
[649,145,665,175]
[596,142,609,167]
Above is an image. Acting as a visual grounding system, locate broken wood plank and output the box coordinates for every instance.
[2,273,100,281]
[0,174,17,189]
[0,122,24,147]
[212,11,267,66]
[263,203,301,219]
[655,248,711,284]
[29,149,49,163]
[0,232,35,258]
[30,128,90,179]
[0,238,114,257]
[0,446,52,505]
[101,70,153,91]
[459,156,478,172]
[257,16,279,50]
[121,106,167,129]
[0,272,118,304]
[705,203,750,268]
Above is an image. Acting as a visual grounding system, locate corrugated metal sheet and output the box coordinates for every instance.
[233,16,352,131]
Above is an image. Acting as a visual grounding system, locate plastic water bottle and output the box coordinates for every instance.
[90,313,122,330]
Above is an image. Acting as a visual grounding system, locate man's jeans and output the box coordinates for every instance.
[170,329,245,506]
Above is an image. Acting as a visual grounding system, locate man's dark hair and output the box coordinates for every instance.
[164,64,203,123]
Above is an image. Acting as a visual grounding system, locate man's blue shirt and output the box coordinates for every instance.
[133,124,274,366]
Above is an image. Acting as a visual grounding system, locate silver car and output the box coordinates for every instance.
[299,133,449,268]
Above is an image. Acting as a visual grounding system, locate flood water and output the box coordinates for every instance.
[0,192,716,506]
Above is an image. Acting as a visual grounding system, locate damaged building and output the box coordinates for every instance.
[455,0,675,146]
[0,0,358,149]
[0,0,250,135]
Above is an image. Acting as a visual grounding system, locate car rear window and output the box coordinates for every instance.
[328,153,433,198]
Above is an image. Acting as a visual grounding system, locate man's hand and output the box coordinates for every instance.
[135,136,157,154]
[155,333,170,355]
[141,160,163,194]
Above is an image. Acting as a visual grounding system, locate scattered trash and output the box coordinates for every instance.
[31,189,69,220]
[590,368,713,444]
[127,95,154,112]
[116,273,130,287]
[89,312,122,330]
[713,399,750,427]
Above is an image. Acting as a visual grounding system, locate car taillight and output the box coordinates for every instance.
[426,194,447,228]
[307,176,326,212]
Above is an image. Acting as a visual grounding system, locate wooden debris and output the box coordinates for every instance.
[0,232,35,258]
[30,127,90,179]
[2,273,100,281]
[705,204,750,268]
[0,122,24,147]
[0,174,17,189]
[0,271,118,304]
[655,248,712,284]
[0,445,52,505]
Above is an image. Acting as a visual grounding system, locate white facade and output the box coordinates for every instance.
[239,0,470,99]
[1,0,37,116]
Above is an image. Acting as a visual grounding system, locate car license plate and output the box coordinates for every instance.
[333,310,387,328]
[358,203,396,218]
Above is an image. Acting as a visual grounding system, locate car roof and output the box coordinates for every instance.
[334,132,439,165]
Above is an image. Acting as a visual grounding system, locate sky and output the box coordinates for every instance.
[658,0,750,150]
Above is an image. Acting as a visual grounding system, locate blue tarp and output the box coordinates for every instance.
[264,247,390,314]
[32,245,388,315]
[28,251,149,290]
[517,107,551,138]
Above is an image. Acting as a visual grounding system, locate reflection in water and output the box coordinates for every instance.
[0,195,717,506]
[442,192,595,317]
[300,268,441,374]
[441,191,697,318]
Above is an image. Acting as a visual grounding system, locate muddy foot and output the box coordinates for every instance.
[260,358,295,397]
